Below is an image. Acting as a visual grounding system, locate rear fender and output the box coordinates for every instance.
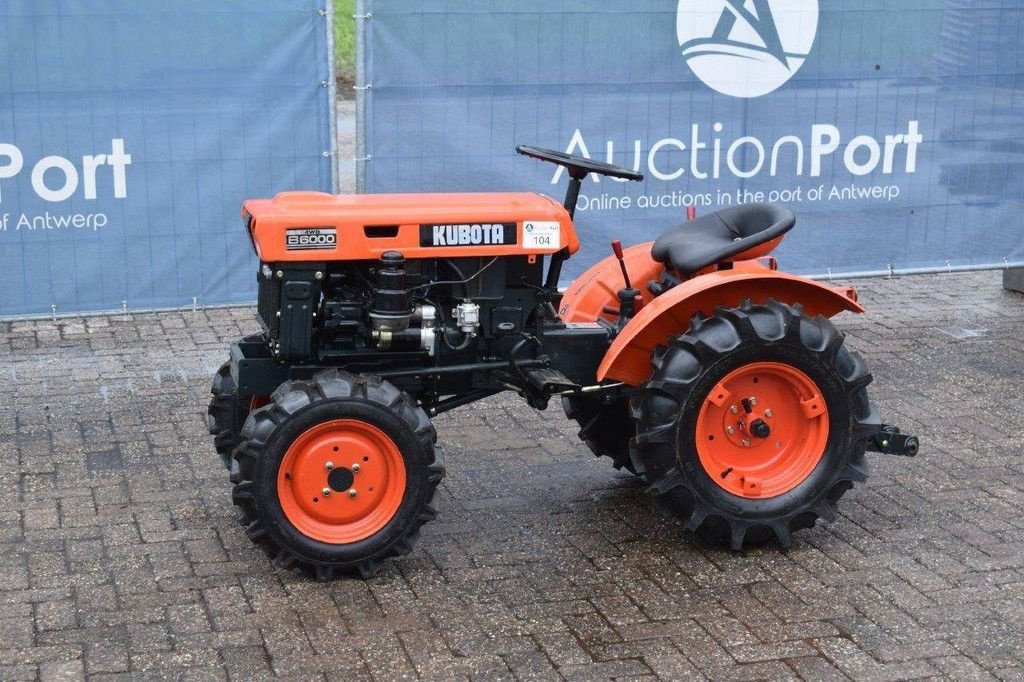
[597,264,863,385]
[559,242,661,323]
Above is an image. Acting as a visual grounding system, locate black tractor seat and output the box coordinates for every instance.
[651,202,796,276]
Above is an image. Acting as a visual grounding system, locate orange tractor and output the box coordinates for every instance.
[208,146,918,579]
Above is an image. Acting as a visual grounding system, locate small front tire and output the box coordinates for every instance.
[207,334,268,469]
[231,370,443,579]
[207,362,248,469]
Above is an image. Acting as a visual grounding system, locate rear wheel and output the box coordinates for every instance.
[231,370,443,579]
[562,395,638,475]
[632,299,878,549]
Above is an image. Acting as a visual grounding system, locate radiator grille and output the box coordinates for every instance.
[256,273,280,337]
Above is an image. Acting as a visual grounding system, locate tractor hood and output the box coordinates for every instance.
[242,191,577,262]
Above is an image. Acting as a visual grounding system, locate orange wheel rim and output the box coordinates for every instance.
[696,362,829,499]
[277,419,406,544]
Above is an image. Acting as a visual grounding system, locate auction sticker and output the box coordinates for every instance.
[522,221,560,249]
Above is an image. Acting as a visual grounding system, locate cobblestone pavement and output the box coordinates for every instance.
[1,271,1023,680]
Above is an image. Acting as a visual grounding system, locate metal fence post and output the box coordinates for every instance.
[355,0,369,193]
[324,0,339,194]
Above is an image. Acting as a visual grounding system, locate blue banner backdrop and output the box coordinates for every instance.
[0,1,333,316]
[363,0,1024,281]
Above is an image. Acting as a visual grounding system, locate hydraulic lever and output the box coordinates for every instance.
[611,240,642,329]
[612,240,632,289]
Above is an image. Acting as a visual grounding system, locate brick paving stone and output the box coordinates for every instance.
[1,272,1023,679]
[38,659,85,681]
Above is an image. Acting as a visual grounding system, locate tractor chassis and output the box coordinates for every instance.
[231,335,918,443]
[229,319,622,415]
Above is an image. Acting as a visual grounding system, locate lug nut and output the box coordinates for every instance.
[325,461,334,471]
[749,397,757,406]
[730,405,739,414]
[764,409,773,418]
[351,463,360,473]
[742,438,751,447]
[348,489,357,498]
[321,487,331,497]
[726,426,735,435]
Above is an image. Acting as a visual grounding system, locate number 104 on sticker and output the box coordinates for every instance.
[522,221,560,249]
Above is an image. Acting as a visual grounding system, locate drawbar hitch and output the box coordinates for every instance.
[867,425,920,457]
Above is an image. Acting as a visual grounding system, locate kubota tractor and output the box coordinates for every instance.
[208,146,918,579]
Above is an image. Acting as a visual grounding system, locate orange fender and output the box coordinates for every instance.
[559,242,663,323]
[597,263,864,385]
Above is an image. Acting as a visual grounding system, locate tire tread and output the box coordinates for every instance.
[633,298,879,550]
[230,369,443,579]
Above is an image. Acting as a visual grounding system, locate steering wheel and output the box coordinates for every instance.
[516,145,645,182]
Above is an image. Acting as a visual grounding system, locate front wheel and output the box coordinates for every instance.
[207,334,269,469]
[230,370,444,579]
[631,299,879,549]
[207,362,249,469]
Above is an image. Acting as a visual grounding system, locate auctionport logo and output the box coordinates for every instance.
[677,0,819,98]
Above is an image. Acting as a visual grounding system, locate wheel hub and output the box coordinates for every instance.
[696,362,830,499]
[327,467,355,493]
[750,418,771,439]
[277,419,406,544]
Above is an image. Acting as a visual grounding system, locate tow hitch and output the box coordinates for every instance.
[867,425,920,457]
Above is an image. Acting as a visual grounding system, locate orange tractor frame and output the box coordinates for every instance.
[208,145,918,579]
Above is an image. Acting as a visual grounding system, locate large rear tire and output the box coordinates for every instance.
[562,395,638,475]
[231,370,443,579]
[631,299,878,550]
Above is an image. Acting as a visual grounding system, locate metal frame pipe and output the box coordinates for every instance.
[354,0,369,193]
[324,0,339,194]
